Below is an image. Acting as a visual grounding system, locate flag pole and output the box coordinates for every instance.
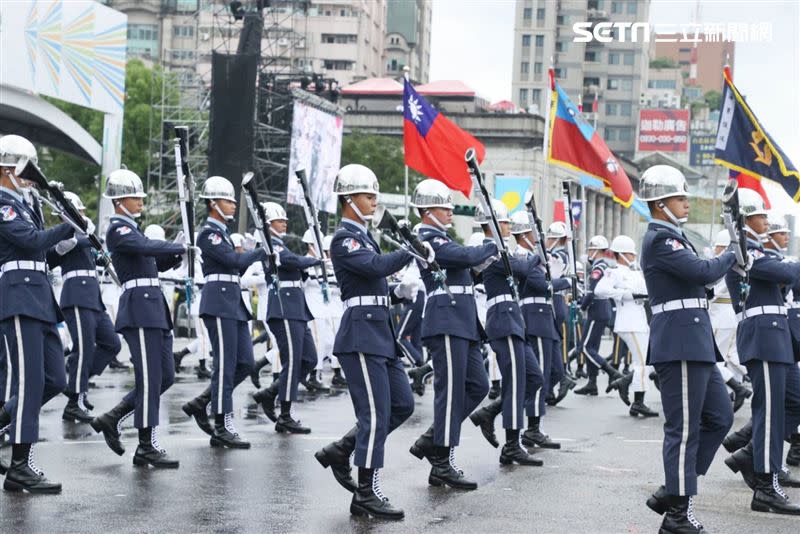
[541,61,554,221]
[403,66,411,218]
[710,54,731,243]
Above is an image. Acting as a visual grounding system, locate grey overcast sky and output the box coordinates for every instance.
[429,0,800,169]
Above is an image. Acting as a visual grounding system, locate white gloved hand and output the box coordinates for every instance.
[474,254,499,274]
[393,281,417,301]
[82,216,95,236]
[55,237,78,256]
[548,254,566,279]
[731,251,754,276]
[271,251,281,268]
[323,258,334,272]
[173,230,185,244]
[244,235,257,251]
[422,241,435,264]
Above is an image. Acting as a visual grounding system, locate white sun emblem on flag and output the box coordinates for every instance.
[408,95,423,123]
[605,157,619,174]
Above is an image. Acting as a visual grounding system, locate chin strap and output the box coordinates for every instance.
[522,236,536,253]
[661,203,688,226]
[269,227,286,238]
[345,195,371,223]
[745,226,766,243]
[767,235,787,253]
[117,202,141,219]
[425,210,451,231]
[212,202,233,222]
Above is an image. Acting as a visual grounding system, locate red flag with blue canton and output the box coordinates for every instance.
[714,66,800,200]
[546,71,633,207]
[403,79,485,197]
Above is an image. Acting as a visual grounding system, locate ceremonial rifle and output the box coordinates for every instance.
[174,126,196,306]
[561,182,582,351]
[721,178,750,303]
[295,169,330,303]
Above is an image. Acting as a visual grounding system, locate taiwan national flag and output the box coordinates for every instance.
[546,70,633,207]
[403,79,485,197]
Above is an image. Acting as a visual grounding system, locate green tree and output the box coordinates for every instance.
[340,130,425,194]
[703,90,722,112]
[649,57,678,69]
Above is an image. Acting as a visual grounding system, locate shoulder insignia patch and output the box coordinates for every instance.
[665,238,685,251]
[116,226,131,235]
[433,237,448,246]
[209,233,222,245]
[275,245,284,253]
[0,205,17,221]
[749,249,765,260]
[343,237,361,253]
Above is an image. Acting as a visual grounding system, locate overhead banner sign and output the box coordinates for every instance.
[690,134,717,167]
[0,0,127,115]
[637,109,690,152]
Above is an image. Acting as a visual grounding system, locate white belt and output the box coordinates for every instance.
[651,298,708,315]
[428,285,474,297]
[520,296,551,306]
[1,260,46,274]
[122,278,161,290]
[62,269,97,281]
[206,274,240,284]
[276,280,303,288]
[343,295,389,309]
[736,305,787,321]
[487,294,515,308]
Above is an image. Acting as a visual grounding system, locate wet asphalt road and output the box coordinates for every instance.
[0,342,799,534]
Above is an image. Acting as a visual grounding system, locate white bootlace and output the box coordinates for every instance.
[27,445,43,476]
[224,412,239,436]
[449,447,464,475]
[78,393,89,412]
[116,410,134,434]
[773,473,789,500]
[151,427,166,453]
[371,469,388,502]
[686,496,702,529]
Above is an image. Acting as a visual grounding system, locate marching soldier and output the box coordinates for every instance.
[0,135,74,493]
[252,202,320,433]
[90,169,186,468]
[407,180,495,487]
[639,165,736,533]
[182,176,266,448]
[48,192,122,424]
[544,221,576,405]
[723,192,800,515]
[314,164,417,519]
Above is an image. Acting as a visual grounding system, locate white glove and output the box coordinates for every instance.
[422,241,435,264]
[174,230,185,244]
[244,235,257,251]
[323,258,334,272]
[271,251,281,268]
[82,216,95,236]
[731,251,753,276]
[474,254,499,274]
[55,237,78,256]
[548,254,566,279]
[393,281,417,301]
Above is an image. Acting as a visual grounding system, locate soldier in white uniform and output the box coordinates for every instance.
[171,253,212,380]
[596,235,658,417]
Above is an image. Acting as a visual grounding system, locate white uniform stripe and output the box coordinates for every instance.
[139,329,149,426]
[283,320,294,402]
[74,307,84,394]
[14,317,25,443]
[582,322,599,367]
[444,335,453,447]
[216,318,225,414]
[535,337,544,417]
[507,337,518,428]
[763,361,771,471]
[678,361,689,495]
[358,353,377,469]
[3,334,11,402]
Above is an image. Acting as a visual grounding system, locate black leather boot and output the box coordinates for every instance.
[574,375,598,396]
[109,356,129,370]
[252,382,279,422]
[182,387,212,436]
[602,362,625,393]
[469,399,502,448]
[90,399,134,456]
[275,402,310,434]
[409,425,437,460]
[521,416,560,449]
[552,374,576,405]
[250,356,270,389]
[0,453,7,476]
[173,346,190,372]
[500,429,543,466]
[630,392,659,417]
[659,495,705,533]
[0,405,12,434]
[751,472,800,515]
[725,442,756,489]
[575,364,588,379]
[487,379,501,400]
[315,425,357,492]
[350,467,404,520]
[304,372,330,392]
[81,393,94,411]
[786,433,800,466]
[196,359,212,379]
[608,372,633,405]
[133,427,179,468]
[727,378,752,413]
[62,392,93,423]
[3,444,61,494]
[210,413,251,449]
[722,419,752,453]
[779,466,800,488]
[428,446,478,490]
[331,368,348,388]
[408,362,432,397]
[646,485,670,515]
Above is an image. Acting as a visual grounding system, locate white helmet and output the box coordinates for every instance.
[738,188,767,217]
[322,234,333,251]
[588,235,609,250]
[575,260,585,277]
[610,235,636,255]
[302,228,315,244]
[200,176,236,202]
[467,231,485,247]
[714,229,731,247]
[510,211,532,235]
[334,164,379,196]
[411,179,454,209]
[143,224,165,241]
[0,134,38,167]
[766,211,789,234]
[262,201,287,223]
[638,165,691,202]
[104,169,147,199]
[63,191,86,211]
[546,221,567,239]
[475,199,510,225]
[230,233,245,247]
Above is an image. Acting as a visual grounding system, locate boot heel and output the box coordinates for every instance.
[89,419,102,433]
[724,456,740,474]
[499,455,512,465]
[751,500,771,513]
[209,437,222,448]
[3,479,23,492]
[314,450,331,468]
[428,475,443,487]
[350,503,368,517]
[409,445,425,460]
[133,456,148,467]
[469,413,481,427]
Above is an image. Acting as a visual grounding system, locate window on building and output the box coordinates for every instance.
[620,102,632,116]
[323,60,354,71]
[621,79,632,90]
[322,33,358,44]
[340,9,346,16]
[648,79,677,89]
[128,24,159,41]
[173,25,194,38]
[535,35,544,47]
[679,47,691,53]
[626,1,637,14]
[607,78,619,90]
[554,67,566,79]
[619,127,632,141]
[623,52,634,66]
[521,62,530,75]
[584,76,600,87]
[608,52,619,65]
[556,41,568,52]
[611,1,623,14]
[519,88,529,104]
[534,62,543,74]
[604,127,617,141]
[522,34,531,47]
[389,59,398,71]
[523,7,532,20]
[585,50,598,62]
[536,7,545,21]
[532,88,541,104]
[605,103,617,115]
[556,14,567,25]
